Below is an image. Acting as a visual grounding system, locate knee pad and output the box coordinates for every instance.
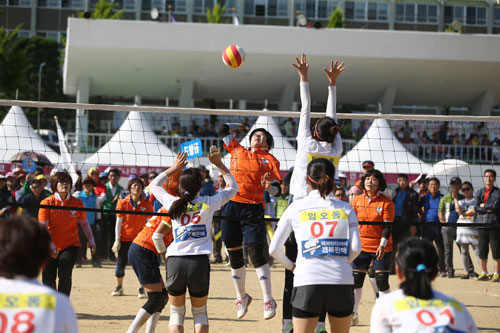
[247,243,267,268]
[353,271,366,289]
[192,305,208,326]
[142,292,164,314]
[228,248,245,269]
[375,272,390,292]
[169,304,186,326]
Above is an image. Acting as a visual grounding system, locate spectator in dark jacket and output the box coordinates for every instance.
[18,179,49,218]
[391,174,419,271]
[0,175,13,219]
[472,169,500,282]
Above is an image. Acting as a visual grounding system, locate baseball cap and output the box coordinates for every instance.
[35,174,48,181]
[99,171,108,178]
[449,177,462,185]
[362,160,375,168]
[128,174,138,181]
[338,171,347,179]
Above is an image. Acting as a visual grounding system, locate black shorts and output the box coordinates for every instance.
[129,243,163,285]
[478,228,500,259]
[221,201,266,248]
[166,255,210,298]
[291,285,354,318]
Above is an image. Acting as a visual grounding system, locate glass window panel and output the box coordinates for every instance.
[19,0,31,5]
[417,4,426,23]
[47,0,60,8]
[345,1,354,19]
[428,5,437,23]
[318,0,328,18]
[268,0,277,16]
[454,6,465,23]
[368,2,376,20]
[354,2,365,20]
[477,7,486,25]
[123,0,134,10]
[0,0,7,6]
[306,0,316,17]
[378,3,387,20]
[142,0,151,11]
[327,0,338,14]
[8,0,19,5]
[193,0,203,13]
[493,7,500,26]
[396,3,404,22]
[244,0,253,14]
[466,6,475,25]
[405,4,415,22]
[277,0,288,16]
[444,6,453,24]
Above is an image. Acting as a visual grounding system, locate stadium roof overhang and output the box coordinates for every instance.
[64,18,500,112]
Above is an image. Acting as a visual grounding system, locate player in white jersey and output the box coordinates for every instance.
[370,238,478,333]
[270,158,361,333]
[282,53,346,333]
[0,216,77,333]
[149,149,238,333]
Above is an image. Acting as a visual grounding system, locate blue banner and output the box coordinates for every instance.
[22,158,37,174]
[180,138,203,160]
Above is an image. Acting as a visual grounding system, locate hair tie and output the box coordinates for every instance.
[416,264,427,272]
[307,175,319,184]
[313,120,326,141]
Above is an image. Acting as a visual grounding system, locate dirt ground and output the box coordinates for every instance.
[70,246,500,332]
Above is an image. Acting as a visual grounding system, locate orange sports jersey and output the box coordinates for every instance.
[116,195,154,242]
[352,193,395,253]
[224,137,281,204]
[133,208,173,255]
[38,195,86,251]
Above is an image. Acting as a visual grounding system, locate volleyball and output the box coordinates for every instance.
[222,45,246,69]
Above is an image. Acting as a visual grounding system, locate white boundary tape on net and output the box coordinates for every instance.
[2,99,500,122]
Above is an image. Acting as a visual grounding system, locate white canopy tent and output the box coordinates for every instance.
[83,111,176,172]
[0,106,60,165]
[426,159,491,191]
[339,118,430,175]
[222,114,296,172]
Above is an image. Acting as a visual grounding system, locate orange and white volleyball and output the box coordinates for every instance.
[222,45,246,69]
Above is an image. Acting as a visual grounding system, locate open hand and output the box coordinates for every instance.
[323,60,346,86]
[261,172,272,190]
[376,245,385,260]
[208,146,222,166]
[292,53,309,82]
[173,152,188,171]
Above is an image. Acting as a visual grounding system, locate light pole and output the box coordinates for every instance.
[37,62,46,132]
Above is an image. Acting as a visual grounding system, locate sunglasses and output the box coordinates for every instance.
[461,187,472,191]
[31,186,41,190]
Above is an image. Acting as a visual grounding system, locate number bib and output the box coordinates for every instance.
[174,203,209,243]
[298,209,349,258]
[307,153,339,166]
[393,296,469,333]
[0,293,56,333]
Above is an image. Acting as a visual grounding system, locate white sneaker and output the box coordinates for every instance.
[111,285,123,296]
[137,287,147,299]
[263,299,277,320]
[351,312,359,326]
[236,294,252,319]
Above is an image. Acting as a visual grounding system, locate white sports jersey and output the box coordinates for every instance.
[289,82,343,199]
[150,172,238,257]
[456,198,478,246]
[370,289,478,333]
[269,190,361,287]
[0,277,77,333]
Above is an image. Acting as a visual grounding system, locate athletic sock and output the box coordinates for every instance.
[369,277,379,297]
[282,319,292,328]
[255,264,272,302]
[231,266,246,300]
[145,312,161,333]
[353,288,362,313]
[127,308,151,333]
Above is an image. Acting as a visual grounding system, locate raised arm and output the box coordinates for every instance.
[323,60,346,120]
[149,152,188,206]
[294,54,312,140]
[208,146,239,207]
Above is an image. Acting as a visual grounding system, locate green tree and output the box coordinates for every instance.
[206,3,227,23]
[78,0,123,19]
[0,25,28,99]
[327,8,344,28]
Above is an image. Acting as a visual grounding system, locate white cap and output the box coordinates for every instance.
[0,174,6,179]
[338,172,347,179]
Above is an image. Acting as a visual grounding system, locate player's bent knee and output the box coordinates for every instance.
[353,271,366,289]
[142,292,164,314]
[375,272,390,292]
[228,248,245,269]
[169,304,186,326]
[192,305,208,326]
[247,243,267,268]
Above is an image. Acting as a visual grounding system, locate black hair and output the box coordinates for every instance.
[31,179,42,186]
[360,169,387,192]
[397,173,408,180]
[484,169,496,178]
[306,158,336,199]
[461,181,473,191]
[427,177,440,186]
[283,167,294,186]
[0,216,51,278]
[109,168,121,177]
[50,172,73,193]
[311,117,339,143]
[128,178,144,192]
[397,238,438,300]
[250,128,274,149]
[82,177,96,187]
[169,168,203,220]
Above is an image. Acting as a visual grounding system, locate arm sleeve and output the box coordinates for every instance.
[56,295,78,333]
[149,172,176,208]
[348,209,361,263]
[369,301,392,333]
[479,191,500,212]
[269,212,294,270]
[22,179,31,195]
[115,216,123,240]
[438,197,446,212]
[79,219,95,245]
[326,85,337,121]
[297,82,312,140]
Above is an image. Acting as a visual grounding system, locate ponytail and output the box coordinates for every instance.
[306,158,336,199]
[168,168,203,220]
[311,117,340,143]
[397,238,438,300]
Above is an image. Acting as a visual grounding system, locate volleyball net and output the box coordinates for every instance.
[0,99,499,227]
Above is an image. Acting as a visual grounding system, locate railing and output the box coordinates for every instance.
[64,132,500,164]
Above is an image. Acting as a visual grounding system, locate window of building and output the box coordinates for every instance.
[396,3,437,24]
[62,0,83,9]
[494,7,500,26]
[444,5,487,26]
[123,0,135,11]
[8,0,19,6]
[241,0,288,17]
[345,1,387,21]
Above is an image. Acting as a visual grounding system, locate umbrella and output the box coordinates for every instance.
[9,151,53,167]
